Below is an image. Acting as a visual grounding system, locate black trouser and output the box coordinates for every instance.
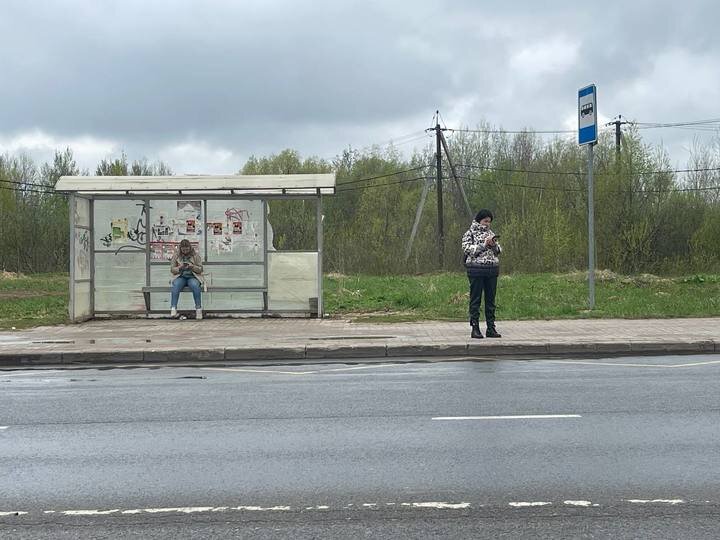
[468,274,497,327]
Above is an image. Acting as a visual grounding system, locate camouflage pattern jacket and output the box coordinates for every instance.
[461,220,502,273]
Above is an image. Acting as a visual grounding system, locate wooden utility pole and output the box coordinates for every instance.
[435,113,445,268]
[607,115,630,160]
[405,110,472,264]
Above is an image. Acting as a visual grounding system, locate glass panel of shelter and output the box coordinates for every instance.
[145,198,267,312]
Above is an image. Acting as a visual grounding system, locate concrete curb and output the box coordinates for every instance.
[0,340,717,367]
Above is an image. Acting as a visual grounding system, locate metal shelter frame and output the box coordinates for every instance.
[56,174,335,322]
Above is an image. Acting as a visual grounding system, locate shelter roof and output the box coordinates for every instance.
[55,174,336,196]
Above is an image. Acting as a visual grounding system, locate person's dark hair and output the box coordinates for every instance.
[475,209,493,223]
[179,239,194,256]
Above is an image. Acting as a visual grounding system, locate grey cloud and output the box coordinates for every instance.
[1,0,718,171]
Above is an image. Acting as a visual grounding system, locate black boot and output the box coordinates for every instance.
[470,321,483,339]
[486,324,501,338]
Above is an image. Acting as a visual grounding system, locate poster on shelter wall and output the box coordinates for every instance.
[150,242,164,261]
[150,240,201,261]
[177,201,201,219]
[163,242,177,260]
[111,218,128,243]
[176,201,202,238]
[152,213,172,241]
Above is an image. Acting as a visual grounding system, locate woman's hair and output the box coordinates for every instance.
[178,239,194,256]
[475,209,493,223]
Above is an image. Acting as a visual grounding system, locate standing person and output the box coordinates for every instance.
[461,209,502,339]
[170,239,204,319]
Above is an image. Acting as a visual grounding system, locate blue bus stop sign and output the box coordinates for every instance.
[578,84,597,145]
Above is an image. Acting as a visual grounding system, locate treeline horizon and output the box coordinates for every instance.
[1,125,720,275]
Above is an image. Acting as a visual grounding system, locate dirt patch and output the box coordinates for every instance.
[1,271,25,280]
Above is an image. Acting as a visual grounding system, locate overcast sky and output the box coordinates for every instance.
[1,0,719,174]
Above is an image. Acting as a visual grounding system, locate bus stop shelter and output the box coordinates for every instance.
[55,174,335,322]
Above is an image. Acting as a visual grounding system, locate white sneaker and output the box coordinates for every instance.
[170,307,177,318]
[196,308,203,320]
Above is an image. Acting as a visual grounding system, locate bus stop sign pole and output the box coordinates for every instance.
[578,84,598,310]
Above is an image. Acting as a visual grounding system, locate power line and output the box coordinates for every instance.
[0,177,54,188]
[454,163,720,177]
[626,166,720,176]
[446,117,720,135]
[458,175,583,193]
[635,118,720,129]
[0,178,58,193]
[336,175,427,193]
[448,127,578,135]
[0,183,61,195]
[456,163,579,176]
[336,164,432,187]
[460,172,720,195]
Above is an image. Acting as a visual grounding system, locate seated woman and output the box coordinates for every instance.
[170,239,204,319]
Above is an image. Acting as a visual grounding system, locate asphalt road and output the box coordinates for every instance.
[1,354,719,538]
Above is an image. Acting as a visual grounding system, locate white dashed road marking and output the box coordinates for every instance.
[509,502,552,507]
[564,500,598,507]
[625,499,685,505]
[400,502,470,509]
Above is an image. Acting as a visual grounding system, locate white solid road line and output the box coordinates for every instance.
[543,359,720,369]
[668,359,720,368]
[542,360,673,368]
[432,414,582,420]
[319,364,405,372]
[202,364,408,376]
[0,427,8,430]
[0,370,63,377]
[202,367,315,375]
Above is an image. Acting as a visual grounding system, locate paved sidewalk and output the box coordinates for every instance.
[1,317,719,366]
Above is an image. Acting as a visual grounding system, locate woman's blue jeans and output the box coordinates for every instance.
[171,276,202,309]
